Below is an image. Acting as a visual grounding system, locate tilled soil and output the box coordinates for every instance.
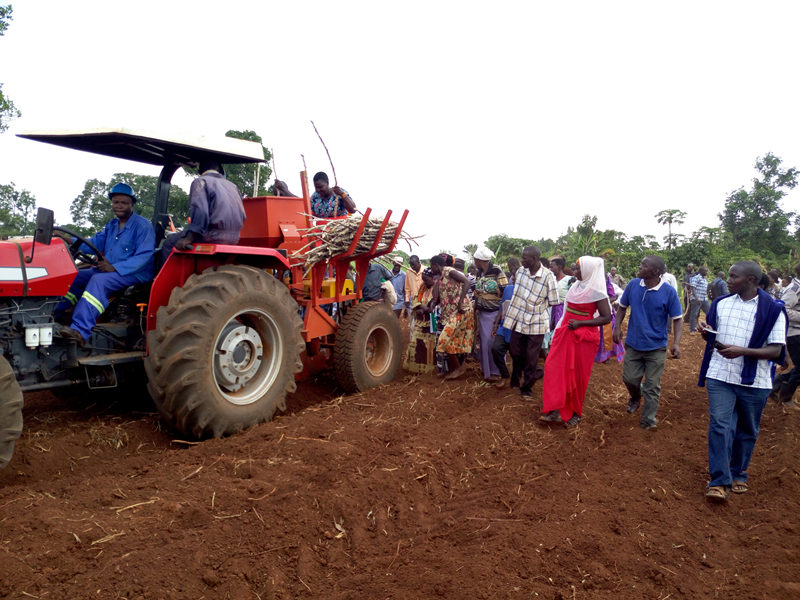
[1,326,799,599]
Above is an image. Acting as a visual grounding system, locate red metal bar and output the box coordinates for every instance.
[341,208,372,257]
[367,210,392,255]
[300,171,312,231]
[372,209,409,259]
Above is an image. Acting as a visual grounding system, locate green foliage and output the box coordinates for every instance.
[223,130,272,197]
[654,209,687,250]
[0,5,11,35]
[478,154,800,279]
[718,152,798,263]
[68,173,189,235]
[0,182,36,237]
[484,234,535,265]
[0,5,20,132]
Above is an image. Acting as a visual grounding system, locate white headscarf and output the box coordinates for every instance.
[565,256,608,305]
[473,246,494,261]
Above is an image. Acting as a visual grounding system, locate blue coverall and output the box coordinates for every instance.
[55,213,155,341]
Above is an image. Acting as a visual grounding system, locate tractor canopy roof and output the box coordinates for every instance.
[17,128,266,167]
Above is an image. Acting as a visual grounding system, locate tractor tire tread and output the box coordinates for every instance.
[145,265,303,438]
[334,301,402,393]
[0,355,23,469]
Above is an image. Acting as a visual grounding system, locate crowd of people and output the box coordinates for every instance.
[385,249,798,503]
[53,172,798,504]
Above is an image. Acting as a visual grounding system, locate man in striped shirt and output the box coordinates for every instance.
[687,266,710,332]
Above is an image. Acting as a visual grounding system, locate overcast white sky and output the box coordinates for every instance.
[1,0,798,260]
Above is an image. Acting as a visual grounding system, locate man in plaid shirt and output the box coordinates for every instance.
[698,261,786,502]
[502,246,559,398]
[687,266,710,332]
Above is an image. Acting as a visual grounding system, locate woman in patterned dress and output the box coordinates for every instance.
[430,254,475,380]
[403,269,438,374]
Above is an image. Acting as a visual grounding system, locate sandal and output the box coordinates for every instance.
[538,410,562,423]
[563,415,581,428]
[731,480,748,494]
[705,485,730,502]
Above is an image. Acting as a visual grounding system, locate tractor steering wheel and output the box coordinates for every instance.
[52,226,104,266]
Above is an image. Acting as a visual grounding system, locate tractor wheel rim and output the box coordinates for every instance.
[212,309,282,406]
[364,325,391,378]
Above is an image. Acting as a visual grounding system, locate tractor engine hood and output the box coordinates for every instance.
[0,238,77,297]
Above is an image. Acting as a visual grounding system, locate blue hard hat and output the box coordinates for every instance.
[108,182,137,203]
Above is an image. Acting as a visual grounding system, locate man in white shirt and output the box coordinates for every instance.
[661,271,678,291]
[698,261,786,502]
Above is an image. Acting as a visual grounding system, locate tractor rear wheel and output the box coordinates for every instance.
[334,301,402,393]
[0,356,23,469]
[144,265,305,438]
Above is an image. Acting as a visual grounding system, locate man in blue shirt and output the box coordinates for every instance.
[56,183,156,345]
[492,271,517,389]
[362,261,393,302]
[687,266,710,332]
[390,256,407,317]
[709,271,728,300]
[613,256,683,430]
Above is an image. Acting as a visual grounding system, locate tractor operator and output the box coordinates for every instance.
[55,183,156,345]
[159,159,246,265]
[274,171,356,218]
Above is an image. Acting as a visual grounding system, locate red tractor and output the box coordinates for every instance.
[0,129,407,468]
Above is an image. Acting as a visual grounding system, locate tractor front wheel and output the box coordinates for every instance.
[144,265,305,438]
[0,356,23,469]
[334,301,402,393]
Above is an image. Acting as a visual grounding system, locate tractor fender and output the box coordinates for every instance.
[146,245,292,336]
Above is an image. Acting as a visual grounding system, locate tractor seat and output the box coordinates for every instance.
[106,281,152,307]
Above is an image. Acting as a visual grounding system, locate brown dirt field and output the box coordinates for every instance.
[1,324,799,600]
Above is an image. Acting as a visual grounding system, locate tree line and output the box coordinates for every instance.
[1,141,797,279]
[454,153,799,278]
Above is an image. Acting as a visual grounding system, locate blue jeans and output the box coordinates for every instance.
[706,378,770,488]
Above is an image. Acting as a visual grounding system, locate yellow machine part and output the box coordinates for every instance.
[303,277,354,298]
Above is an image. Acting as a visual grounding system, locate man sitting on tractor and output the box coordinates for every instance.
[159,159,246,265]
[55,183,156,345]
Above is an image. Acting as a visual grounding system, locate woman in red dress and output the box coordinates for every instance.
[539,256,612,428]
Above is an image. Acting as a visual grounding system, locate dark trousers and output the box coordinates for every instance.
[773,335,800,402]
[509,331,545,393]
[622,345,667,427]
[491,335,510,379]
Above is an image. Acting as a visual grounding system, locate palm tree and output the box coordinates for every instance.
[655,209,687,250]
